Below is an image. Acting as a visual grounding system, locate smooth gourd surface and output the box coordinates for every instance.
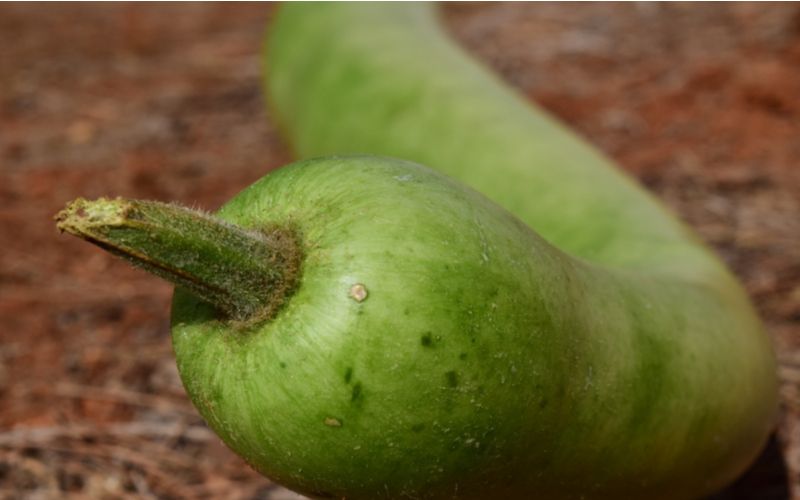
[169,3,777,500]
[266,3,714,278]
[172,157,776,499]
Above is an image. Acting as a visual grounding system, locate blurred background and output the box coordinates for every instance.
[1,3,799,499]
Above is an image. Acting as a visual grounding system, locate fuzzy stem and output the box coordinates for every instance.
[55,197,301,321]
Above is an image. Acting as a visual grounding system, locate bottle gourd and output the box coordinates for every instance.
[57,3,778,499]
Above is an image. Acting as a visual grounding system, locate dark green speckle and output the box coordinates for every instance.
[445,370,459,388]
[421,332,433,347]
[344,367,353,384]
[351,382,363,403]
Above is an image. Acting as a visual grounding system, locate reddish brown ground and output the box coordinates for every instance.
[1,3,798,499]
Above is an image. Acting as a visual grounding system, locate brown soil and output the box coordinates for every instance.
[1,3,798,499]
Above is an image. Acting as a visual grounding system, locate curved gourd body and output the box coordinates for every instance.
[169,4,778,500]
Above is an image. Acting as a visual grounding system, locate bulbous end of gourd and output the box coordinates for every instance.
[164,156,777,500]
[263,3,779,494]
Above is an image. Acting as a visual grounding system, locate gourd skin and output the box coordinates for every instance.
[264,2,710,275]
[172,159,773,500]
[171,3,778,500]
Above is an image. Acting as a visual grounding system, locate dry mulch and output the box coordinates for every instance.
[1,3,798,499]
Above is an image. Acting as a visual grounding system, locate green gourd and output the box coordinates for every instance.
[56,3,777,499]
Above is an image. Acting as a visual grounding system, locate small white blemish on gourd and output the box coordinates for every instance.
[349,283,368,302]
[324,417,342,427]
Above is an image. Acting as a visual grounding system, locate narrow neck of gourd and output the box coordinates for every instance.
[55,197,301,322]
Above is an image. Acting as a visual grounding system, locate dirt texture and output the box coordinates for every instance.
[1,3,798,499]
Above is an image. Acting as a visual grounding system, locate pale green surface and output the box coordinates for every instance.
[266,3,722,281]
[171,158,775,500]
[169,3,778,500]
